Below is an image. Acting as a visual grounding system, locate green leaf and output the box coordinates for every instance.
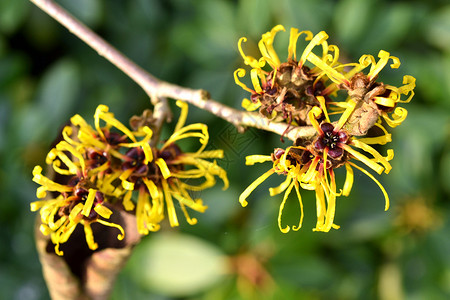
[237,0,272,37]
[58,0,103,27]
[0,0,29,34]
[127,232,228,297]
[15,59,80,143]
[426,5,450,52]
[333,0,376,50]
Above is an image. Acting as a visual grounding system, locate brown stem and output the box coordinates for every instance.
[28,0,316,142]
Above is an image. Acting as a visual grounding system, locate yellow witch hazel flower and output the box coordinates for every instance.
[118,101,229,235]
[234,25,416,136]
[236,25,414,233]
[31,144,124,255]
[234,25,348,126]
[31,101,228,255]
[240,101,394,233]
[320,50,416,135]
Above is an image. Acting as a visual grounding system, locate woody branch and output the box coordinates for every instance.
[29,0,316,142]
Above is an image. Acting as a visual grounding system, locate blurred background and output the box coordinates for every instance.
[1,0,449,299]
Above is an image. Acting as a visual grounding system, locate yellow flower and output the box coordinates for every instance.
[234,25,348,126]
[239,99,394,233]
[239,147,307,233]
[117,101,229,235]
[304,104,393,232]
[31,155,124,255]
[322,50,416,133]
[31,102,228,254]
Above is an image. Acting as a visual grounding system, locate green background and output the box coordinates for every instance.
[0,0,449,299]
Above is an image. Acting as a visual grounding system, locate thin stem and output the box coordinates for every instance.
[29,0,316,142]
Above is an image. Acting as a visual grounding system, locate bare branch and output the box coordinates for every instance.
[29,0,316,142]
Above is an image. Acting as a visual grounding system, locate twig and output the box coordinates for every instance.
[28,0,316,142]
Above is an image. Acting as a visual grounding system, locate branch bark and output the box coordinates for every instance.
[29,0,316,142]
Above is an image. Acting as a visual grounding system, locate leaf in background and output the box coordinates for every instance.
[426,5,450,53]
[363,3,413,52]
[237,0,272,37]
[58,0,103,27]
[403,52,450,107]
[0,0,29,34]
[15,58,80,144]
[333,0,376,51]
[439,145,450,195]
[390,105,450,195]
[127,232,229,297]
[280,0,334,33]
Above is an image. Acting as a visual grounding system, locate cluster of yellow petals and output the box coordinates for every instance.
[31,101,228,255]
[239,99,395,233]
[235,25,415,233]
[131,101,229,235]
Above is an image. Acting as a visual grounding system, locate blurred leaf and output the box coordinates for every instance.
[15,58,80,143]
[0,0,29,34]
[59,0,103,27]
[127,232,229,297]
[0,34,6,57]
[280,0,334,33]
[363,3,413,52]
[237,0,272,37]
[0,54,28,90]
[440,146,450,195]
[426,5,450,52]
[390,104,450,195]
[403,52,450,107]
[333,0,376,50]
[272,253,335,287]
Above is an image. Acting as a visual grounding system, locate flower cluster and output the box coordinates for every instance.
[31,101,228,255]
[236,25,415,232]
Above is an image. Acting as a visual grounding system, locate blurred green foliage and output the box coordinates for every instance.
[0,0,449,299]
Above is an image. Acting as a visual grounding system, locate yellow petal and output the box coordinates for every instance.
[334,99,357,131]
[269,176,291,196]
[83,222,99,250]
[291,182,304,231]
[156,158,171,179]
[348,162,389,211]
[340,144,384,175]
[122,190,135,211]
[277,180,296,233]
[258,25,285,69]
[306,52,349,85]
[94,205,113,219]
[234,68,254,93]
[238,37,265,69]
[299,31,326,66]
[316,96,330,123]
[69,203,84,222]
[350,140,392,174]
[97,219,125,240]
[239,168,275,207]
[175,100,189,133]
[342,163,354,196]
[322,171,337,232]
[241,98,261,111]
[313,184,326,231]
[81,189,97,217]
[143,178,160,200]
[245,155,272,165]
[250,69,262,93]
[162,179,179,227]
[288,29,313,61]
[308,106,323,135]
[382,107,408,128]
[367,50,400,80]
